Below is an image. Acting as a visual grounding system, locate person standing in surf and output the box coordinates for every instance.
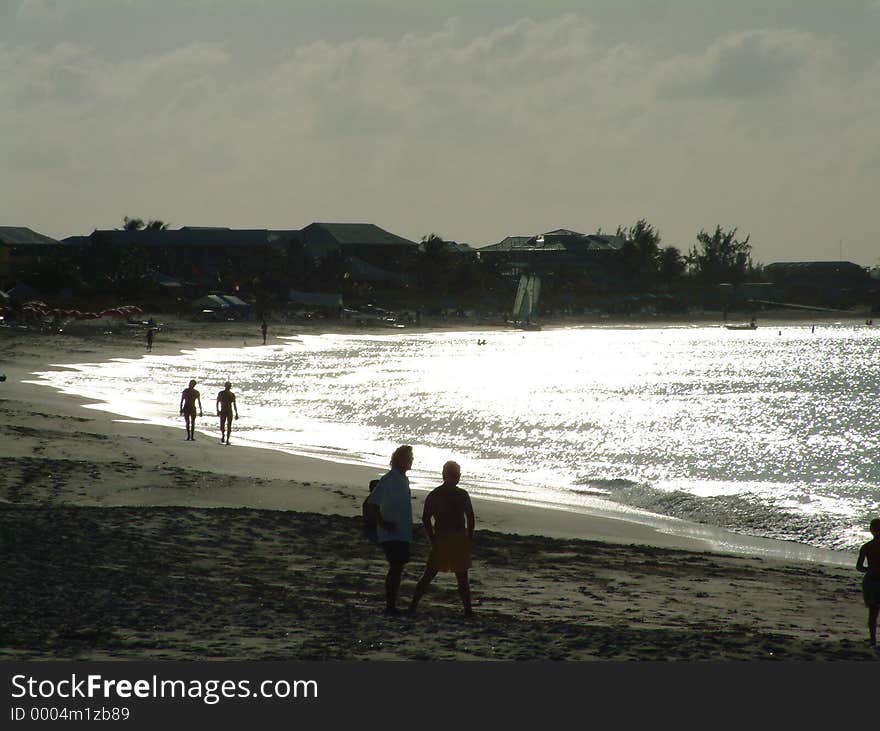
[857,517,880,647]
[179,380,203,441]
[216,381,239,445]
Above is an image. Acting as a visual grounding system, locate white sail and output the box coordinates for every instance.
[512,274,540,326]
[512,275,528,320]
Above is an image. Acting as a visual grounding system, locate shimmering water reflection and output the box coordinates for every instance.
[33,323,880,550]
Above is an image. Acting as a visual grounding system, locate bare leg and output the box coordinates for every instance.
[455,571,473,616]
[408,568,438,614]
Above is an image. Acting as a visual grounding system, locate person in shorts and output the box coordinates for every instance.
[179,379,203,441]
[215,381,239,445]
[408,460,475,617]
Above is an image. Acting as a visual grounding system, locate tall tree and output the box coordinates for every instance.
[657,246,686,285]
[615,218,662,290]
[419,233,452,295]
[688,226,753,285]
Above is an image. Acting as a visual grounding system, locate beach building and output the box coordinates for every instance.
[0,227,64,286]
[81,227,280,287]
[478,229,623,270]
[478,228,625,287]
[299,223,419,272]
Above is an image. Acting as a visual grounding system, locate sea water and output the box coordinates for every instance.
[31,323,880,553]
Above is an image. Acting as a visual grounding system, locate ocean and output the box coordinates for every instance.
[31,322,880,554]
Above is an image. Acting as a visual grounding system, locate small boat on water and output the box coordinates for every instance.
[724,317,758,331]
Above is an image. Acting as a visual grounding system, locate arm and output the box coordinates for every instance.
[857,545,867,573]
[464,495,475,541]
[233,394,239,419]
[196,395,203,416]
[422,500,435,544]
[216,395,221,415]
[179,392,185,413]
[365,501,395,532]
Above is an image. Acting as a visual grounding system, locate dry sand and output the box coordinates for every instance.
[0,316,876,660]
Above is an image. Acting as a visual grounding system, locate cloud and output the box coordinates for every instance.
[15,0,70,25]
[656,29,829,100]
[0,12,878,264]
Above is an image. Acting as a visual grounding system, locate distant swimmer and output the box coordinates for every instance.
[179,380,203,441]
[857,518,880,647]
[408,460,476,617]
[261,319,268,345]
[216,381,239,445]
[146,327,155,352]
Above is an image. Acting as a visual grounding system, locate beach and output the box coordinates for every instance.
[1,317,876,660]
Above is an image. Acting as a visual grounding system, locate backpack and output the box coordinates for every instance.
[362,479,380,543]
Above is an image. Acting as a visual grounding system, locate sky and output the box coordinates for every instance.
[2,0,880,265]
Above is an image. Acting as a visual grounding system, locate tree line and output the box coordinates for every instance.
[13,215,761,313]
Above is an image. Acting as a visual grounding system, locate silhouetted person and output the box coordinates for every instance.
[146,327,155,352]
[216,381,239,445]
[179,379,203,441]
[408,460,475,617]
[857,517,880,647]
[261,319,268,345]
[364,445,414,615]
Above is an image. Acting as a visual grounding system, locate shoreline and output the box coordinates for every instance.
[1,318,875,660]
[1,317,858,563]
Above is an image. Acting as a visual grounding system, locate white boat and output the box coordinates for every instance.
[512,274,541,330]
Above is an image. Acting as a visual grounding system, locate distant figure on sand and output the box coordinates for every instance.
[179,380,203,441]
[409,460,475,617]
[216,381,239,445]
[146,327,155,352]
[857,518,880,646]
[364,445,414,615]
[261,319,268,345]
